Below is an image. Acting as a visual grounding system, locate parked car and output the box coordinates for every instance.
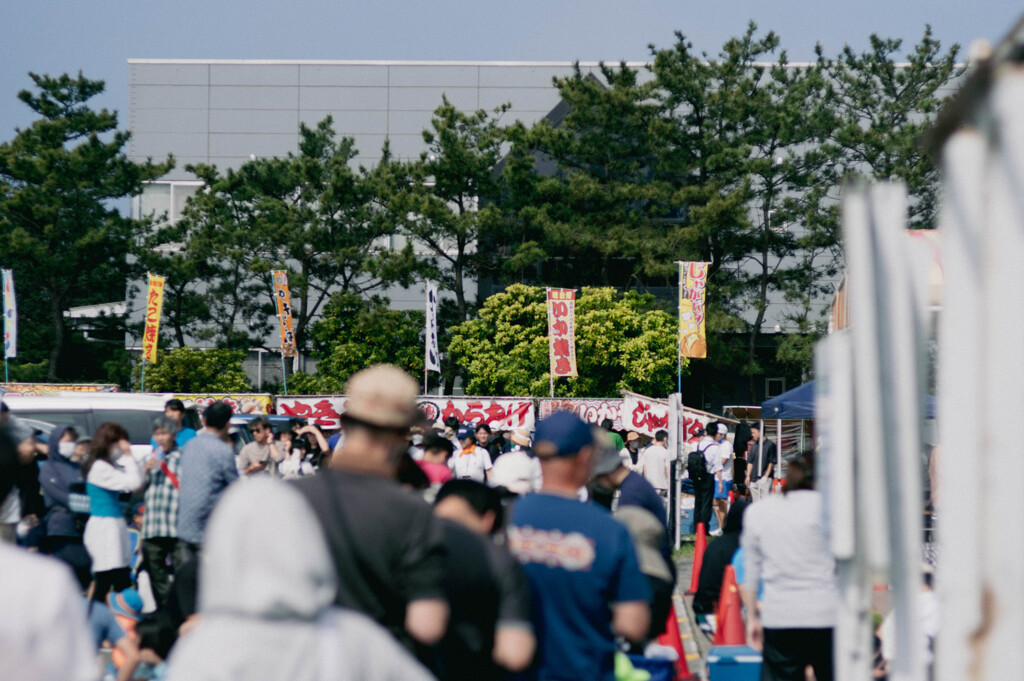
[2,393,197,459]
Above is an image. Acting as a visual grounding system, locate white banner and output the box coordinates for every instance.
[621,391,731,440]
[275,395,536,431]
[2,270,15,359]
[425,282,440,373]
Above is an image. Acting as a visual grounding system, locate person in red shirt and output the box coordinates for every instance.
[417,433,454,485]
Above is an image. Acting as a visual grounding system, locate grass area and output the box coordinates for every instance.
[673,542,697,559]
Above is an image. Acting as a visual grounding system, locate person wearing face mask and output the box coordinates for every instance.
[39,426,93,588]
[83,422,144,602]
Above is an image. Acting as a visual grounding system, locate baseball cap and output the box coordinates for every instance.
[533,411,593,458]
[626,431,640,442]
[457,426,475,441]
[343,364,419,429]
[716,423,729,435]
[108,588,144,621]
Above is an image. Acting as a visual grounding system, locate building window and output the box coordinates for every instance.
[765,377,786,399]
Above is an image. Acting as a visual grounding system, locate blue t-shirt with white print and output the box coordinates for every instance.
[508,492,651,681]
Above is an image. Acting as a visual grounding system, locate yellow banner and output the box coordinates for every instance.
[547,288,578,378]
[272,270,298,358]
[143,274,166,363]
[679,262,708,359]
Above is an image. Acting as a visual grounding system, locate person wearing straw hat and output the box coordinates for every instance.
[292,364,449,647]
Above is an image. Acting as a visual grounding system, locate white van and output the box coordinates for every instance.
[2,393,188,459]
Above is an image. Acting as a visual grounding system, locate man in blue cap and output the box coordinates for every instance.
[506,411,651,681]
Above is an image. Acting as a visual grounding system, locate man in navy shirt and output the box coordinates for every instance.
[508,411,650,681]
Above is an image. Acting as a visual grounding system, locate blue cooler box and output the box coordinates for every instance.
[707,645,762,681]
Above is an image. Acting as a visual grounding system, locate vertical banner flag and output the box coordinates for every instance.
[678,261,709,359]
[425,281,441,373]
[547,288,578,378]
[143,274,166,363]
[2,270,15,358]
[272,270,298,357]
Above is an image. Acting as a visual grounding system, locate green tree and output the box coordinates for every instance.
[505,63,681,289]
[162,116,419,352]
[290,292,425,393]
[653,24,841,398]
[0,73,172,378]
[449,284,679,397]
[135,347,251,393]
[384,98,510,321]
[817,26,961,229]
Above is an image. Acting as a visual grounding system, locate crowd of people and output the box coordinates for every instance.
[0,366,699,681]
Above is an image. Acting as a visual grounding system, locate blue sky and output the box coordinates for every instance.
[1,0,1020,137]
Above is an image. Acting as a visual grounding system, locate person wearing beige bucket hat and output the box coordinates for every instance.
[293,364,450,648]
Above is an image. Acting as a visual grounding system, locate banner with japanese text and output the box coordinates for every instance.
[272,270,298,357]
[538,398,624,429]
[622,391,735,439]
[176,393,274,415]
[679,261,709,359]
[425,282,440,372]
[275,395,536,431]
[142,274,165,363]
[546,288,578,378]
[2,270,15,359]
[0,383,118,396]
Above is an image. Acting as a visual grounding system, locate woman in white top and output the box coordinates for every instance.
[740,451,837,681]
[82,422,143,601]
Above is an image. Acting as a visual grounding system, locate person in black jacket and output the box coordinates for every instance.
[692,499,749,620]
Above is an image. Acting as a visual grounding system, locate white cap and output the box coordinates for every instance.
[716,423,729,435]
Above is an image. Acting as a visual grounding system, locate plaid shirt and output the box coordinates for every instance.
[142,449,181,540]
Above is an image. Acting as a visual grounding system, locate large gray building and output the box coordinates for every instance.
[124,58,865,399]
[127,59,635,313]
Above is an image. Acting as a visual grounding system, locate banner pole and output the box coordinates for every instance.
[281,355,288,396]
[4,357,7,383]
[140,358,146,393]
[424,368,428,395]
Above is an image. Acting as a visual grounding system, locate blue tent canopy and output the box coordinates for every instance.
[760,380,937,420]
[761,381,816,420]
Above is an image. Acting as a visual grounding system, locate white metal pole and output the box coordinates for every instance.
[934,128,986,681]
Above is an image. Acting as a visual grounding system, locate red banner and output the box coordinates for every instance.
[547,288,578,378]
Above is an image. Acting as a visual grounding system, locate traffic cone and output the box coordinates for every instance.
[712,565,746,645]
[657,602,697,680]
[686,522,707,595]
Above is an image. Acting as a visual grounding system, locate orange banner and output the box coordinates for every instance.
[272,270,297,357]
[143,274,165,363]
[547,288,578,378]
[679,262,708,359]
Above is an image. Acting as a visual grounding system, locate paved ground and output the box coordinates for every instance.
[674,549,711,680]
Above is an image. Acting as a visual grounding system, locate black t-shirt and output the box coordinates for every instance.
[292,469,447,636]
[435,519,532,681]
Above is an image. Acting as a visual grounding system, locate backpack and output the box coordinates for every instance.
[687,444,710,484]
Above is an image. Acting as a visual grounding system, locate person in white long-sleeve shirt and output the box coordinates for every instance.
[740,451,837,681]
[83,422,144,602]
